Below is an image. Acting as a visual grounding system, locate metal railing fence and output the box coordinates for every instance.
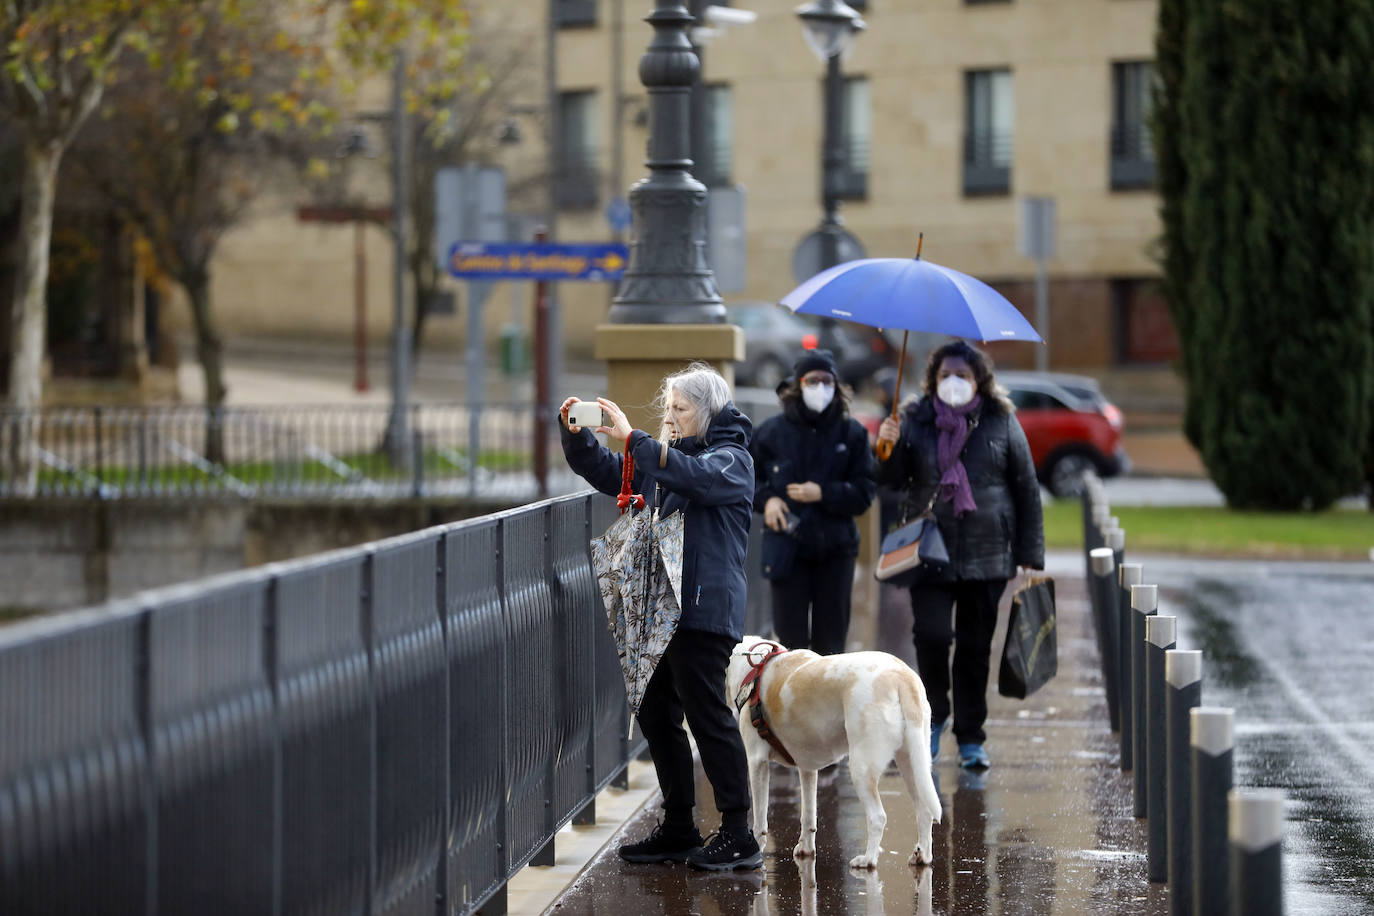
[0,403,558,500]
[0,490,641,916]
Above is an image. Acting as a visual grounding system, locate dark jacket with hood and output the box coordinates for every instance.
[750,395,876,581]
[875,393,1044,583]
[561,402,754,640]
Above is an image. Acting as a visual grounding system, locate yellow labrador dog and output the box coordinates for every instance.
[727,637,942,870]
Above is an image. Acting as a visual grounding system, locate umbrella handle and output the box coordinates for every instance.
[875,329,909,462]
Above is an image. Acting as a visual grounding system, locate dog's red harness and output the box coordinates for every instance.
[736,641,796,766]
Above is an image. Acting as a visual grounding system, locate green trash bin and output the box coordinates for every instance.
[499,324,529,375]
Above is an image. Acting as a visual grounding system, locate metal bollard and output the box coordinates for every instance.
[1145,614,1177,882]
[1166,649,1203,915]
[1089,547,1121,732]
[1192,707,1235,916]
[1118,562,1143,770]
[1107,528,1125,733]
[1131,583,1159,817]
[1228,789,1284,916]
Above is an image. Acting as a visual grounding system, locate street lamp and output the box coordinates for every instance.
[796,0,865,273]
[608,1,724,324]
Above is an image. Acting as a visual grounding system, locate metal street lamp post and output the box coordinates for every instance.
[608,1,723,324]
[797,0,865,273]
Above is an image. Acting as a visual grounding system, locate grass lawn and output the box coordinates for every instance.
[1042,499,1374,561]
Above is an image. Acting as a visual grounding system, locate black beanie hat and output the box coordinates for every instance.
[793,348,839,380]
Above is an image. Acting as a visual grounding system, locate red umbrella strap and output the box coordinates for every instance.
[618,440,646,513]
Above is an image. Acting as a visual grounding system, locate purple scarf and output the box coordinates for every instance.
[933,394,981,516]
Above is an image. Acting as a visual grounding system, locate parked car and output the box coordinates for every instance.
[860,368,1129,498]
[726,302,897,390]
[999,371,1130,497]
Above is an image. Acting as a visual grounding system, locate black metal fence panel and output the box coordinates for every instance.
[587,497,633,791]
[371,532,447,916]
[0,604,149,916]
[500,506,559,873]
[549,497,597,821]
[275,552,372,916]
[444,517,508,914]
[149,574,275,915]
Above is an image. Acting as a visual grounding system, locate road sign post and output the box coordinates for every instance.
[1019,196,1056,372]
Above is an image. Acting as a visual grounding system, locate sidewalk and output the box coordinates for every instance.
[504,551,1172,915]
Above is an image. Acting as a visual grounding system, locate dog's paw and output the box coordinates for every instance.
[792,842,816,860]
[848,853,879,870]
[909,847,932,867]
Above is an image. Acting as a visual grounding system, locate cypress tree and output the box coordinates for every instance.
[1157,0,1374,510]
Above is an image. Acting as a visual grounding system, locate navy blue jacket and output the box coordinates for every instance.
[561,403,755,640]
[750,397,876,580]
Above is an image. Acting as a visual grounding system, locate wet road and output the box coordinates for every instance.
[1149,555,1374,915]
[543,551,1374,915]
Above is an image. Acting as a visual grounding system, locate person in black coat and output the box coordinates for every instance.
[559,362,762,871]
[874,340,1045,771]
[750,349,877,655]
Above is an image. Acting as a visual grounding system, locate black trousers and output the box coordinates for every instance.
[769,552,856,655]
[909,578,1008,745]
[636,627,751,831]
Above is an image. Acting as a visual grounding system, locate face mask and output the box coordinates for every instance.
[937,376,975,407]
[802,383,835,413]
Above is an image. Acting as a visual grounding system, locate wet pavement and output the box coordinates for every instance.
[540,551,1374,916]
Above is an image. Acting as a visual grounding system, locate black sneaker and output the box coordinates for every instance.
[617,821,704,864]
[686,829,763,871]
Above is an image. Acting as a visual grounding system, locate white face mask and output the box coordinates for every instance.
[802,383,835,413]
[937,375,975,407]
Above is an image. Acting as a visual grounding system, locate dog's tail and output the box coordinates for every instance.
[898,676,943,825]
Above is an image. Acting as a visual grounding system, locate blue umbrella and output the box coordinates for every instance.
[780,256,1042,343]
[779,236,1043,458]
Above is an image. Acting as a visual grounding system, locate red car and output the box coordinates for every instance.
[999,371,1129,496]
[859,369,1129,497]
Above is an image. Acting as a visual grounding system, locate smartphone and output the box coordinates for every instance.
[568,401,605,429]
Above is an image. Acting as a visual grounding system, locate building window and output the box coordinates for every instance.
[837,76,870,199]
[964,68,1012,195]
[556,90,599,210]
[1113,277,1178,364]
[553,0,596,28]
[699,84,733,188]
[1111,61,1156,190]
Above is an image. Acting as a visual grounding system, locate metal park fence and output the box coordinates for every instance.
[0,491,644,916]
[0,404,566,500]
[1079,474,1284,916]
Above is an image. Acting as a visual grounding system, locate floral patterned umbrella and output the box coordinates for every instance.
[591,504,684,718]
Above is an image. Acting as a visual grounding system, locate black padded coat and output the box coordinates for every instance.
[749,397,876,581]
[875,395,1044,583]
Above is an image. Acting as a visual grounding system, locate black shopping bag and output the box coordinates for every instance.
[998,577,1057,699]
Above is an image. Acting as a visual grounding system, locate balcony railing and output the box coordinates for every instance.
[1110,122,1156,189]
[836,137,869,199]
[963,130,1012,195]
[555,155,600,210]
[554,0,596,27]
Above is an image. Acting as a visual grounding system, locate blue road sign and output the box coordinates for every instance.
[447,241,629,282]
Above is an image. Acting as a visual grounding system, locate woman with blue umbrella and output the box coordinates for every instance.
[873,340,1044,770]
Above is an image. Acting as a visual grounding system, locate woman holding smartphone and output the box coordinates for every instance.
[558,362,761,871]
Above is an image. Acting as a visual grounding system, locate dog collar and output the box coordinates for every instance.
[737,641,796,767]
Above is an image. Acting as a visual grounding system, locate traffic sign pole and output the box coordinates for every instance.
[533,228,551,498]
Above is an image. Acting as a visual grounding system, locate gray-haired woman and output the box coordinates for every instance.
[559,362,761,871]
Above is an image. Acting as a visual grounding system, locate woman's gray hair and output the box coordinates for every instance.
[656,362,731,442]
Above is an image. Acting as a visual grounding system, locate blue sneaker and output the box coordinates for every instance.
[930,719,948,760]
[958,743,991,771]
